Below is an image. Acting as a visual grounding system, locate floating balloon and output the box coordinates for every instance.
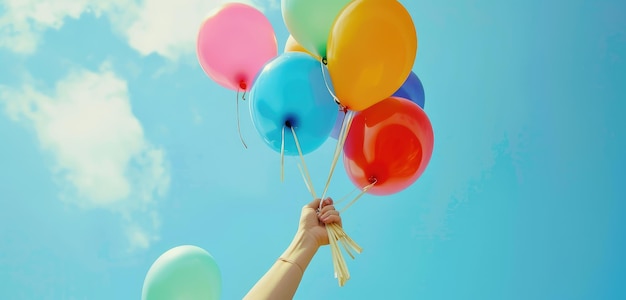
[343,97,434,196]
[250,52,338,155]
[327,0,417,111]
[142,245,221,300]
[284,35,320,60]
[197,3,278,91]
[393,72,425,109]
[282,0,352,58]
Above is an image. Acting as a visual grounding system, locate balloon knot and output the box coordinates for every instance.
[239,81,247,90]
[337,103,347,112]
[322,57,328,65]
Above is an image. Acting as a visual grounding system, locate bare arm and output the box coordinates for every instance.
[243,198,340,300]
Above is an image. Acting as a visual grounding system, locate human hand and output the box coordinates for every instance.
[244,198,342,299]
[298,198,341,248]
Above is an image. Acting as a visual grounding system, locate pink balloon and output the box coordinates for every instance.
[196,3,277,91]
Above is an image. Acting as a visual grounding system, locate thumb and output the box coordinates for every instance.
[306,198,321,209]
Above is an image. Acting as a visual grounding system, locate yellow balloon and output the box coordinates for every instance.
[327,0,417,111]
[284,35,320,60]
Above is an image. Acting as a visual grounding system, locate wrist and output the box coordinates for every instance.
[297,229,323,249]
[280,231,319,273]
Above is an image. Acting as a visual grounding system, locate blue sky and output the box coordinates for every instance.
[1,0,625,299]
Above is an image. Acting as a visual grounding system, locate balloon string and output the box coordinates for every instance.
[333,225,362,254]
[293,157,314,197]
[327,226,344,279]
[332,223,362,262]
[280,126,285,182]
[340,179,377,213]
[326,222,362,286]
[297,164,315,197]
[319,110,355,211]
[320,59,339,103]
[319,112,346,205]
[236,88,248,149]
[335,187,359,206]
[319,112,347,207]
[337,233,356,259]
[291,126,317,199]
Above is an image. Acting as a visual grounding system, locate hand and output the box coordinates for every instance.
[298,198,342,248]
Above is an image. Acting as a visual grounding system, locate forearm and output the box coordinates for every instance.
[243,232,319,300]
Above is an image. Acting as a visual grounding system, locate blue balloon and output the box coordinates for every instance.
[392,71,425,109]
[250,52,338,155]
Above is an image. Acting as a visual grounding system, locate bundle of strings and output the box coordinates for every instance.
[321,179,375,286]
[285,109,375,286]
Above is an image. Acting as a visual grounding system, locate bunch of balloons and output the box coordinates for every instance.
[142,0,436,295]
[195,0,434,197]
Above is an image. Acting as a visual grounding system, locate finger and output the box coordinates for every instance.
[320,209,339,221]
[321,197,334,207]
[319,205,336,215]
[322,214,342,226]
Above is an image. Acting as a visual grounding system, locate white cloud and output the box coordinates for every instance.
[0,0,129,54]
[0,63,170,250]
[0,0,264,60]
[122,0,257,60]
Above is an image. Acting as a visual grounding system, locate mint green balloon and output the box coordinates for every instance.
[142,245,222,300]
[281,0,352,58]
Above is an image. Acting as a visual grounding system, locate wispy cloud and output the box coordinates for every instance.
[0,0,263,60]
[0,63,170,250]
[0,0,128,54]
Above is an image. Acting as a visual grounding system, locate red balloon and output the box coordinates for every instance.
[343,97,434,196]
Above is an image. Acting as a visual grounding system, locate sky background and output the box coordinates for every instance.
[1,0,625,299]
